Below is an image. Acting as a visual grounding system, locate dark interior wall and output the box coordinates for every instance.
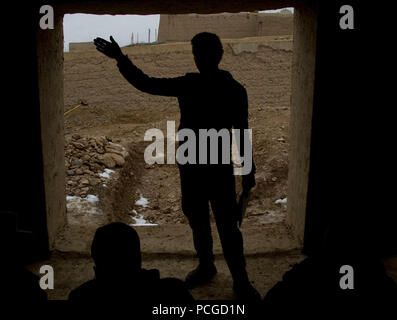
[1,4,49,262]
[304,1,397,256]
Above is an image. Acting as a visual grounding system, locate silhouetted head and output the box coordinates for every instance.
[91,222,141,281]
[191,32,223,74]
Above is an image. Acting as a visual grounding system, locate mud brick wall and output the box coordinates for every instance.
[158,12,293,42]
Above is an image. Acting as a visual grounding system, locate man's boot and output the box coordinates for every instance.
[185,263,217,289]
[233,279,261,301]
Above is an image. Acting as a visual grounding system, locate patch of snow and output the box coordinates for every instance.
[99,168,115,179]
[275,198,287,204]
[66,194,102,215]
[129,214,157,226]
[135,195,149,208]
[85,194,99,203]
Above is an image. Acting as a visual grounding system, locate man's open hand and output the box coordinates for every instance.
[94,36,123,60]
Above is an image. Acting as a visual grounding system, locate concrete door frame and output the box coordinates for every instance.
[36,0,317,250]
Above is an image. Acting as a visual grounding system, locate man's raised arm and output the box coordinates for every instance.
[94,36,184,97]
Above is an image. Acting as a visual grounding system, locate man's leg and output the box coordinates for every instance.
[179,166,216,287]
[209,172,248,283]
[209,169,260,300]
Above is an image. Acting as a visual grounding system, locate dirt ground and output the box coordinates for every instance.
[28,36,304,300]
[63,103,290,227]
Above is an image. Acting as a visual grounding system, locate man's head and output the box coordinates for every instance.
[91,222,141,280]
[191,32,223,74]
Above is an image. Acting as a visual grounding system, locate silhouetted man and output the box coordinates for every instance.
[69,222,193,303]
[94,33,259,300]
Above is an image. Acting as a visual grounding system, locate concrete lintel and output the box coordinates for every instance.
[56,0,296,15]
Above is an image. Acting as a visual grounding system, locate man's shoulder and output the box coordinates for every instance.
[219,70,246,91]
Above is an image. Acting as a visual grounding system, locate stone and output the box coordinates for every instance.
[108,153,125,167]
[98,153,116,168]
[90,178,100,185]
[71,158,83,168]
[89,139,97,148]
[89,163,102,172]
[94,136,107,146]
[73,142,86,150]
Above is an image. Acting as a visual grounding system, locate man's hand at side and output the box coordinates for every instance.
[242,170,256,195]
[94,36,124,61]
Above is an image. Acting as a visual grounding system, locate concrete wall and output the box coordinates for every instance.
[286,3,317,246]
[158,12,293,42]
[37,12,67,248]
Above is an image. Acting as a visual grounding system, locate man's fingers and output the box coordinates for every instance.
[96,45,109,53]
[94,43,107,51]
[94,45,108,53]
[94,41,109,48]
[94,37,107,44]
[94,40,111,52]
[94,38,111,46]
[95,47,106,54]
[94,36,108,42]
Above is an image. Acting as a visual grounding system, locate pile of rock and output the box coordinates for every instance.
[64,134,129,197]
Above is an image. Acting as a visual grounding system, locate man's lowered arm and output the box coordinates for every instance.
[234,86,256,228]
[234,86,256,193]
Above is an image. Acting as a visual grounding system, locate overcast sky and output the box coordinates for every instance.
[63,8,293,51]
